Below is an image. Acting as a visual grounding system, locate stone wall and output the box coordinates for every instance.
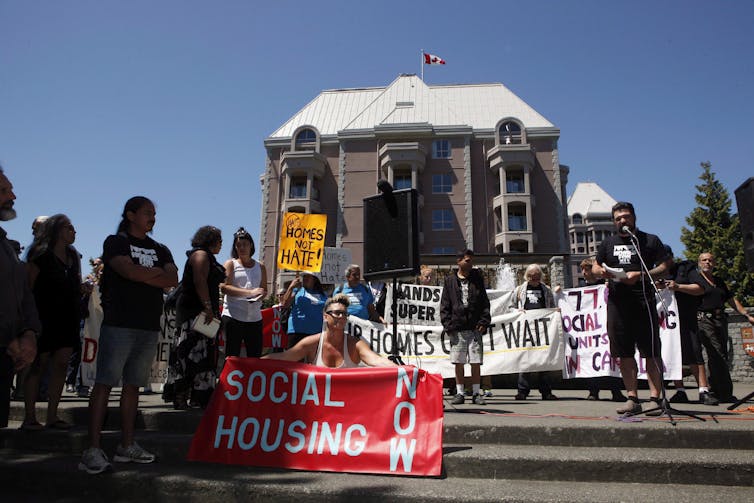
[727,311,754,384]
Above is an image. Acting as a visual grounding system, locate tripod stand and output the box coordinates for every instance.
[728,391,754,410]
[386,276,406,366]
[618,229,705,425]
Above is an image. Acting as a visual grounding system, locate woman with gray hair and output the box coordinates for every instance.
[513,263,558,401]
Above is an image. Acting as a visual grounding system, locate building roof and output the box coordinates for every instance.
[268,74,555,139]
[567,182,617,217]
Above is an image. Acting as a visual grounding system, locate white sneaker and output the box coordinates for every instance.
[113,442,156,464]
[78,447,112,474]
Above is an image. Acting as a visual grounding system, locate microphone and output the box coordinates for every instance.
[621,225,636,237]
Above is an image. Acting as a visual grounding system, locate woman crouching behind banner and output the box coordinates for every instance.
[168,226,225,410]
[263,294,396,368]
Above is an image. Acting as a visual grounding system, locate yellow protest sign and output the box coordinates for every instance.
[277,212,327,272]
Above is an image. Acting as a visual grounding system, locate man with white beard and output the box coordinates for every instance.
[0,166,40,428]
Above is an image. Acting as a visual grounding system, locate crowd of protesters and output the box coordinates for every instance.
[2,165,753,476]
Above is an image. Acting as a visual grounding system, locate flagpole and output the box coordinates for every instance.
[420,49,424,81]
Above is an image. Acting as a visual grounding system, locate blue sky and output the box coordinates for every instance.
[2,0,752,273]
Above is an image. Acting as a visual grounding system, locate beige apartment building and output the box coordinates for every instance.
[567,182,618,286]
[259,74,571,292]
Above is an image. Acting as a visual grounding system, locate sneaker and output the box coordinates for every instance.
[450,393,465,405]
[78,447,112,475]
[472,393,487,405]
[483,389,493,397]
[616,398,642,415]
[644,398,664,417]
[65,384,76,393]
[541,393,558,401]
[669,390,689,403]
[113,442,156,464]
[514,393,527,400]
[700,392,719,406]
[77,386,90,398]
[586,392,599,401]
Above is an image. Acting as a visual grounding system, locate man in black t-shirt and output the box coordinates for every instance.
[660,248,718,406]
[594,202,670,416]
[696,252,754,403]
[79,197,178,475]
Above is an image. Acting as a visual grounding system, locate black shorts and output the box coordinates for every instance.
[607,294,661,358]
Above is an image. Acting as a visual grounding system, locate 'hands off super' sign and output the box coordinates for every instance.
[277,212,327,273]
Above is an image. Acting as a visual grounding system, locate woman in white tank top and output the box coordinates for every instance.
[263,294,396,368]
[220,228,267,358]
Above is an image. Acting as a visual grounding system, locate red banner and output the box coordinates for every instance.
[188,357,444,476]
[261,306,288,349]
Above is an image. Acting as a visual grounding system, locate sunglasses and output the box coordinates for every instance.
[326,310,348,318]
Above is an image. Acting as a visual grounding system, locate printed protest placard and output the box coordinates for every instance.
[188,358,444,476]
[319,247,352,285]
[384,284,443,326]
[557,285,682,380]
[277,212,327,273]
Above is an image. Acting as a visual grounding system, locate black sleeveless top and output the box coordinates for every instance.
[176,247,225,323]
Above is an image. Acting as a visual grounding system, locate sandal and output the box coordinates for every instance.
[20,421,44,431]
[45,419,73,430]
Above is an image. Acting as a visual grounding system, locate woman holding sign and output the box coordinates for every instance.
[220,228,267,358]
[280,272,327,349]
[264,294,396,368]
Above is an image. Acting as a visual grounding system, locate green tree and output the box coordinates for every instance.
[681,162,754,305]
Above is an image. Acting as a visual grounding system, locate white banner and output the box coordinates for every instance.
[348,307,563,379]
[79,285,170,388]
[384,284,514,326]
[557,285,681,381]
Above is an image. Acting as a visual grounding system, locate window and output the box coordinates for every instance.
[295,128,317,150]
[499,121,522,145]
[509,240,528,253]
[431,247,455,254]
[576,232,584,243]
[432,140,450,159]
[572,213,583,225]
[432,173,452,193]
[394,169,412,190]
[506,169,525,193]
[507,203,527,231]
[432,209,453,231]
[289,177,307,199]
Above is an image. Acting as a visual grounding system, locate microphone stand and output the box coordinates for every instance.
[387,276,405,366]
[620,227,705,424]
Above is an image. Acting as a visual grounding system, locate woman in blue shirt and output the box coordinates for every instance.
[280,272,327,349]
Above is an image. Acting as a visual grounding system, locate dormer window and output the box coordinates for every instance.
[294,128,318,151]
[572,213,583,225]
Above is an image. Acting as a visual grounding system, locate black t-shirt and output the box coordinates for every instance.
[100,233,175,331]
[698,274,732,311]
[524,284,546,310]
[596,229,668,298]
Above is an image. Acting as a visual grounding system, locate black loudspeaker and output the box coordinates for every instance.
[735,177,754,273]
[363,188,419,280]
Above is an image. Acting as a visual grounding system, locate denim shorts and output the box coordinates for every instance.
[96,325,158,387]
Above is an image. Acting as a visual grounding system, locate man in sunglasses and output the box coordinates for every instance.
[264,294,395,368]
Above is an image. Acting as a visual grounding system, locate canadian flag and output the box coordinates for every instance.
[423,52,446,65]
